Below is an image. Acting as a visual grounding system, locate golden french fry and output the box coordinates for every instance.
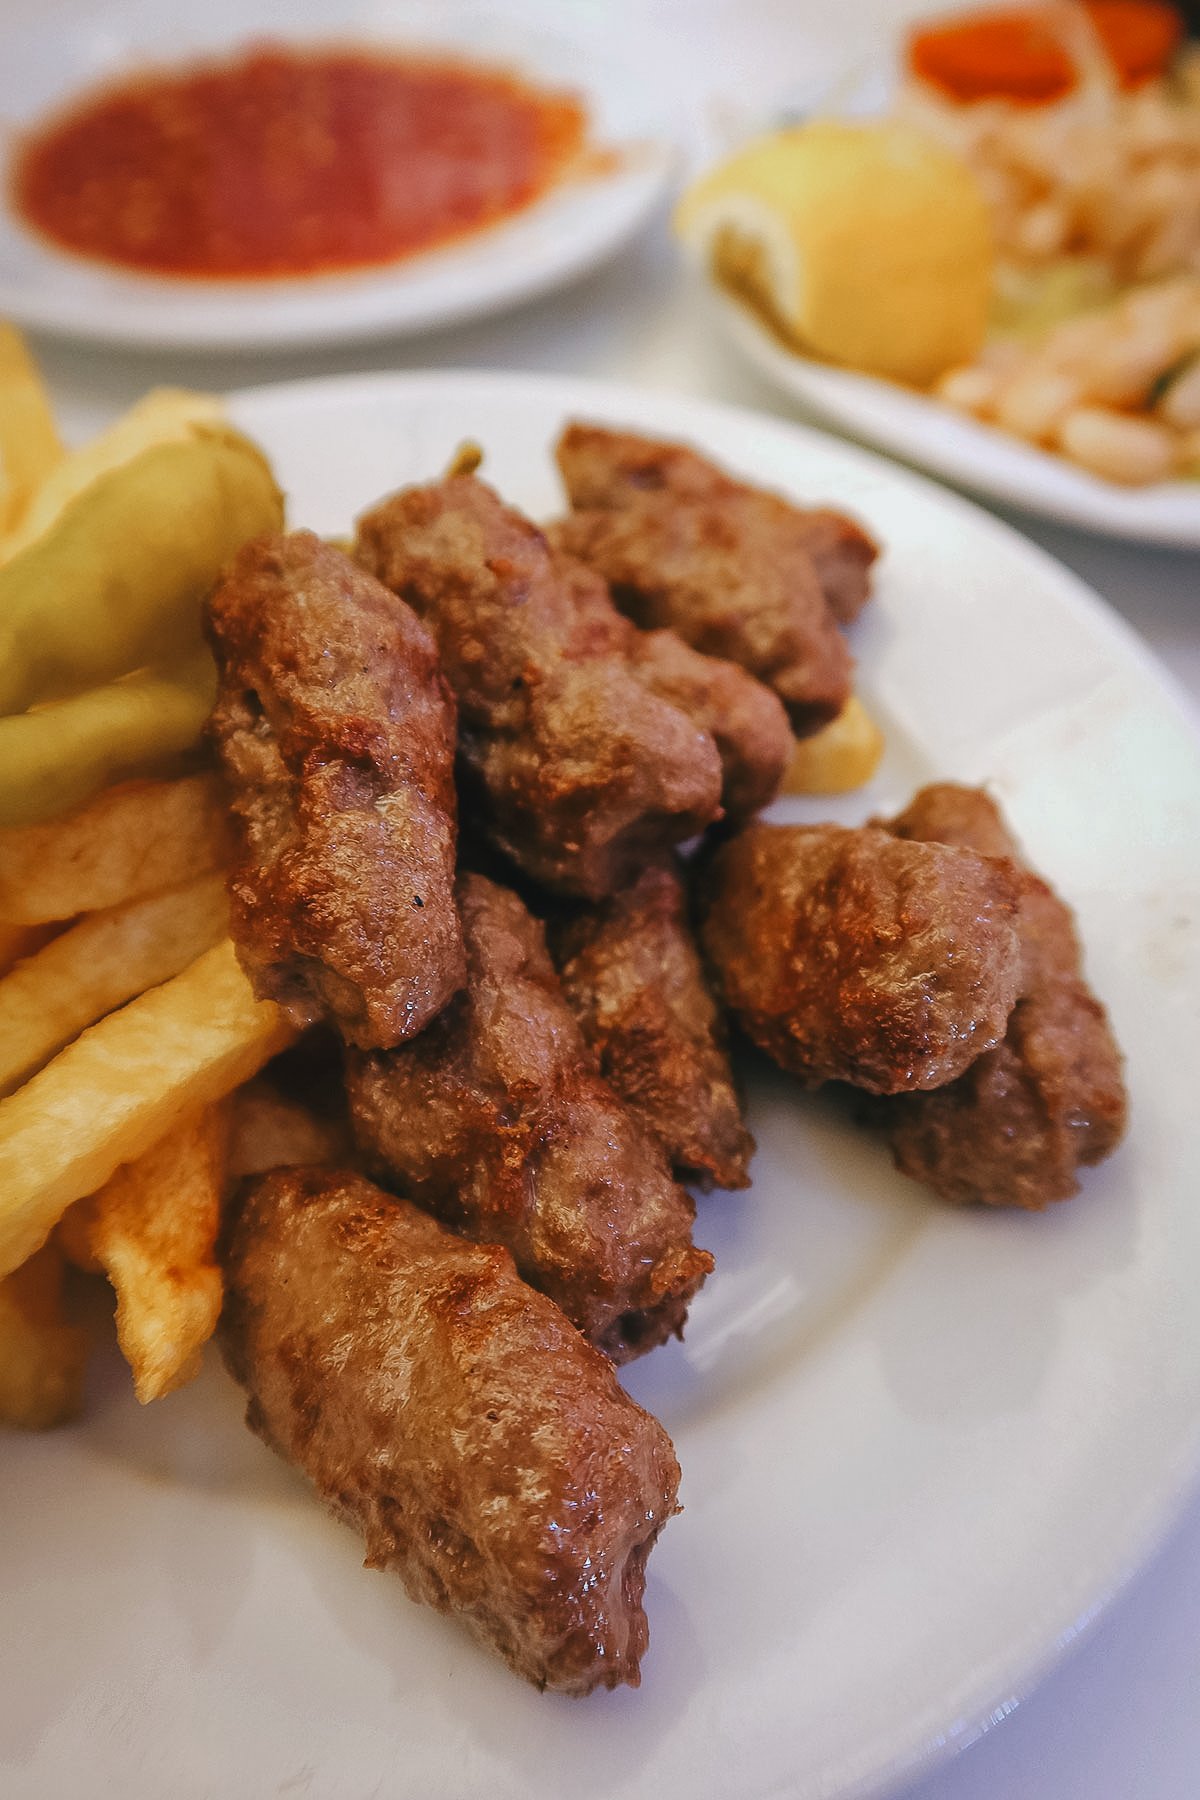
[0,772,226,924]
[0,423,282,716]
[71,1107,227,1403]
[0,652,217,828]
[0,920,59,979]
[55,1201,102,1277]
[0,324,64,542]
[0,1242,88,1430]
[229,1076,352,1179]
[0,872,228,1095]
[782,694,885,795]
[0,938,296,1279]
[2,387,223,559]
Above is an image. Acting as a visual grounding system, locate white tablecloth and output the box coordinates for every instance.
[24,4,1200,1794]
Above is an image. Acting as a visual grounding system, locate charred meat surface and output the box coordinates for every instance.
[876,784,1127,1207]
[550,861,754,1190]
[356,474,722,899]
[206,532,463,1049]
[346,873,713,1362]
[220,1167,681,1695]
[699,821,1023,1094]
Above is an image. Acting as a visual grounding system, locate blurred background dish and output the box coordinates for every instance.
[715,290,1200,545]
[678,1,1200,545]
[0,0,674,351]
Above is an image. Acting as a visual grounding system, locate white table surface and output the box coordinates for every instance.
[19,3,1200,1795]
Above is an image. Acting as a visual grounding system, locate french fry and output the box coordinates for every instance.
[229,1076,353,1179]
[0,938,296,1279]
[0,920,59,979]
[55,1201,102,1277]
[0,872,229,1095]
[0,1241,88,1430]
[0,772,226,924]
[782,694,885,795]
[0,325,64,542]
[68,1107,227,1403]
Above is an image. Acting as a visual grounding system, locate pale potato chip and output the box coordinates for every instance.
[0,872,228,1095]
[0,324,63,544]
[0,772,226,925]
[0,1242,88,1430]
[0,938,295,1279]
[71,1107,227,1403]
[2,386,224,561]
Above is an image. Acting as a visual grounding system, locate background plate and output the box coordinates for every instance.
[714,294,1200,550]
[0,0,672,351]
[4,371,1200,1800]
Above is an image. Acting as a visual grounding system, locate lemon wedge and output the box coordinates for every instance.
[676,120,994,387]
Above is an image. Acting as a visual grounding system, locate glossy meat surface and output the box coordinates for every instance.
[877,784,1127,1207]
[550,862,754,1190]
[699,822,1023,1093]
[220,1168,681,1695]
[346,873,713,1361]
[555,421,878,626]
[206,532,463,1048]
[356,474,722,898]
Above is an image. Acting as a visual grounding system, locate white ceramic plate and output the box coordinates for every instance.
[712,292,1200,550]
[6,371,1200,1800]
[0,0,672,352]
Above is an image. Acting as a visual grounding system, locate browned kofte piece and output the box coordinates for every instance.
[549,860,754,1190]
[221,1167,681,1695]
[355,474,723,899]
[698,821,1024,1094]
[205,532,464,1050]
[553,421,877,626]
[346,873,713,1363]
[553,549,792,821]
[875,783,1127,1207]
[552,422,878,733]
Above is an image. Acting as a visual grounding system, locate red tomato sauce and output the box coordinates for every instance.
[10,44,589,280]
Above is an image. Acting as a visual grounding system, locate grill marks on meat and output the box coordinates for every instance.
[549,862,754,1191]
[355,474,723,899]
[552,422,878,734]
[346,873,713,1363]
[875,784,1127,1207]
[206,532,464,1049]
[699,822,1023,1094]
[220,1168,681,1695]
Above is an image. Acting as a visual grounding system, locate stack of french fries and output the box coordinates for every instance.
[0,328,296,1427]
